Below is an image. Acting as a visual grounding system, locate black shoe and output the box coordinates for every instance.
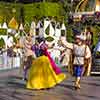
[23,78,27,81]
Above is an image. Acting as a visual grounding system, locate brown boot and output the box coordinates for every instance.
[74,81,78,89]
[77,83,81,89]
[77,77,81,89]
[74,77,81,89]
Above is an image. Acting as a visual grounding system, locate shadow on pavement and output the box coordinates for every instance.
[78,94,100,100]
[82,81,100,87]
[58,83,74,90]
[7,81,25,89]
[9,76,23,80]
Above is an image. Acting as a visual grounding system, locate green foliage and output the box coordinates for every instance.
[0,1,99,46]
[45,36,54,42]
[0,38,5,48]
[0,2,21,23]
[0,2,62,24]
[24,22,30,33]
[13,36,17,43]
[0,16,3,23]
[24,2,61,23]
[67,27,73,43]
[45,26,49,35]
[92,25,100,46]
[0,29,7,35]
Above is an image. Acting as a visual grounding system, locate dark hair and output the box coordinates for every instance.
[86,26,91,32]
[61,30,65,36]
[36,28,39,35]
[27,33,30,36]
[36,37,45,43]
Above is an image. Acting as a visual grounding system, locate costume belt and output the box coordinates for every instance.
[73,64,84,66]
[74,55,84,57]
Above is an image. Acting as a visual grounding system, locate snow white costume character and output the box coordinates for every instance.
[26,37,66,89]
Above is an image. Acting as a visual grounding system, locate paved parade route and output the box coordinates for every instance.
[0,69,100,100]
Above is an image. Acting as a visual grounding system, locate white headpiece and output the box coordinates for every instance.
[75,35,81,39]
[80,34,86,41]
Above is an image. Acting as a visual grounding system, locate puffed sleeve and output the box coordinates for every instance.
[60,36,73,49]
[85,46,91,59]
[85,45,92,76]
[24,40,32,49]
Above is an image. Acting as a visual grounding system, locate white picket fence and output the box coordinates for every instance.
[0,52,21,70]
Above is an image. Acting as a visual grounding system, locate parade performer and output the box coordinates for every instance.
[23,34,36,80]
[60,35,91,89]
[7,34,16,68]
[39,38,62,74]
[31,40,41,57]
[50,43,61,66]
[84,26,93,48]
[26,37,66,90]
[7,34,15,57]
[58,36,72,67]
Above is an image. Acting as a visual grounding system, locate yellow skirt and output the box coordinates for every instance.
[26,56,66,89]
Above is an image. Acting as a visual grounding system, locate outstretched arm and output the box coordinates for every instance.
[60,37,73,50]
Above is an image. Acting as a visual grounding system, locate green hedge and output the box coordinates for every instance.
[24,2,62,23]
[0,38,5,48]
[0,2,62,24]
[0,2,21,23]
[0,1,99,46]
[0,29,7,35]
[92,25,100,46]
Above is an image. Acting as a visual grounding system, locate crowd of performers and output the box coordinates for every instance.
[21,29,92,90]
[0,17,93,90]
[23,34,66,89]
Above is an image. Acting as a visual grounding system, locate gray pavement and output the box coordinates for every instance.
[0,69,100,100]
